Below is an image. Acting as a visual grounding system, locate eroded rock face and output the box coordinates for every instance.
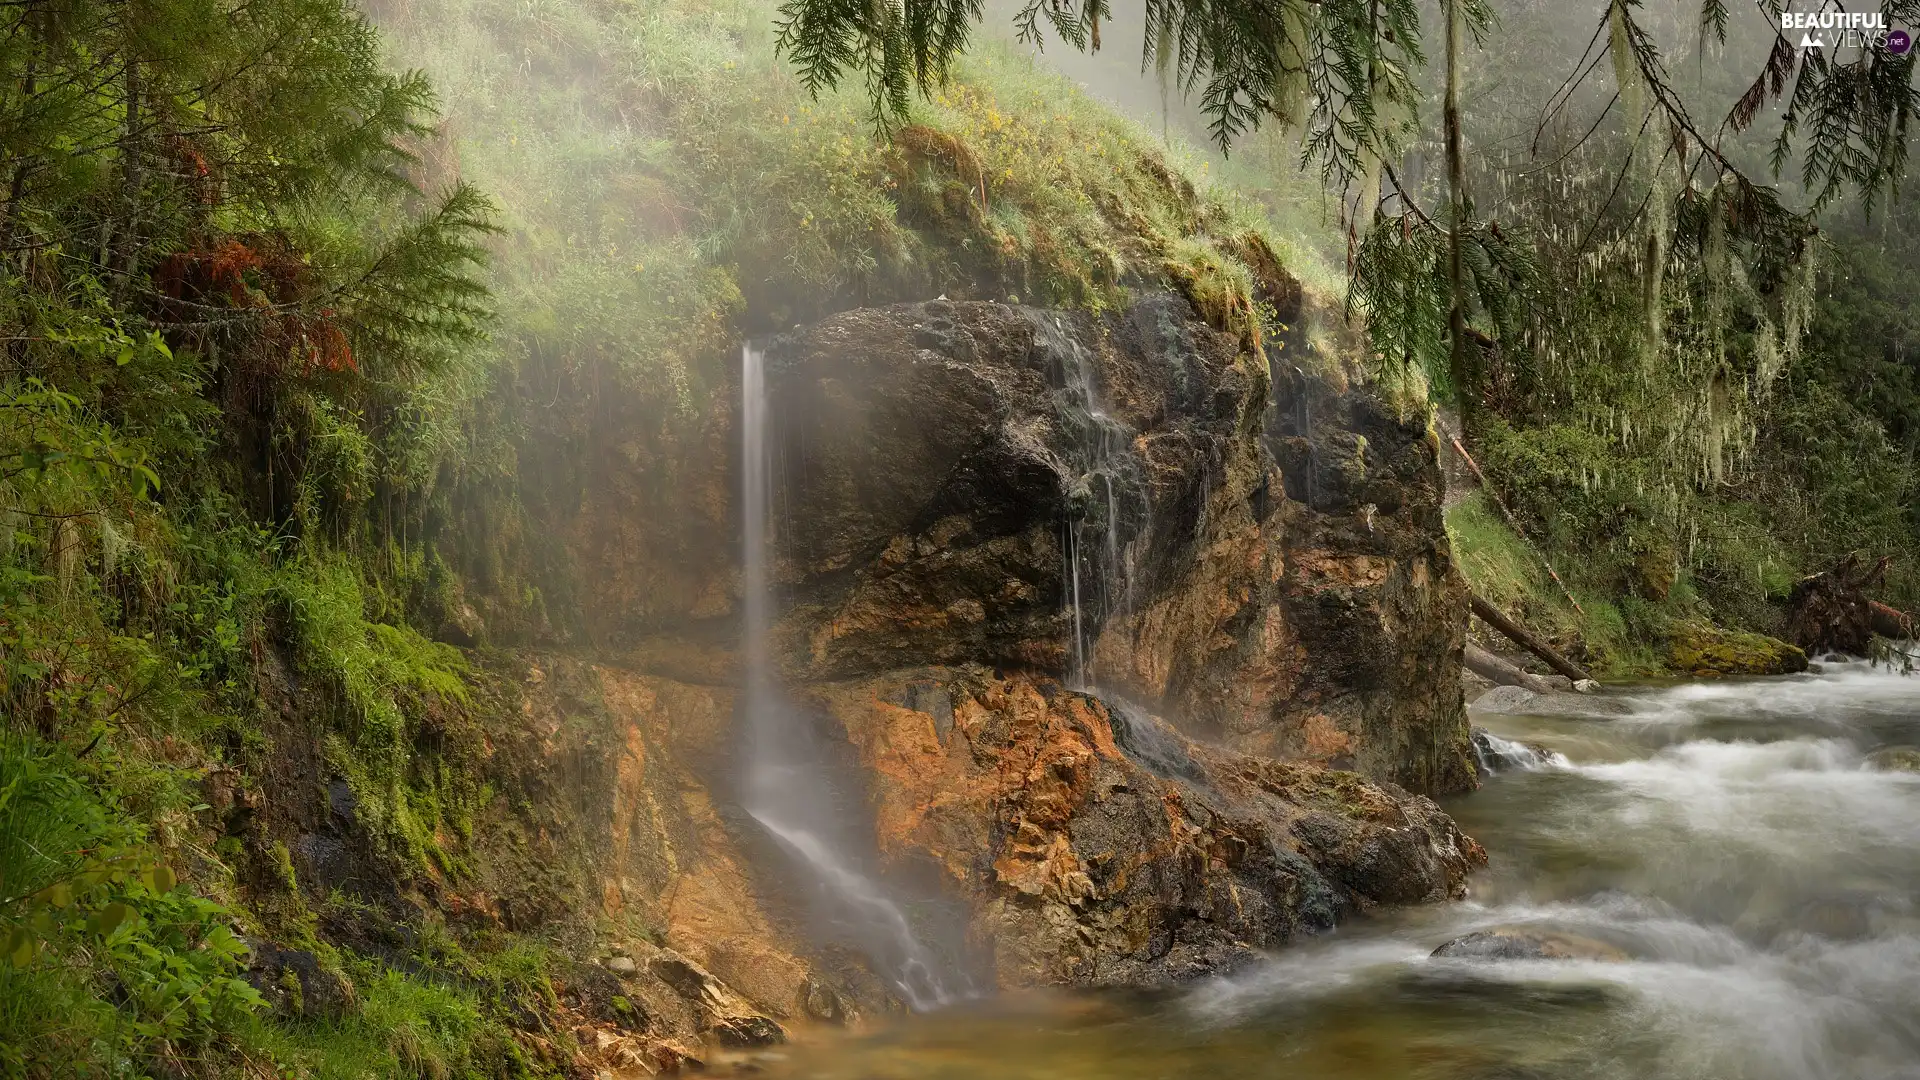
[500,293,1482,1016]
[563,295,1471,793]
[751,297,1474,795]
[810,667,1484,985]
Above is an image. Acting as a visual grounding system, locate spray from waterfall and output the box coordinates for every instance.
[739,344,956,1011]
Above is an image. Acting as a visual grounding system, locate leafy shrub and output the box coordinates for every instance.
[0,740,264,1077]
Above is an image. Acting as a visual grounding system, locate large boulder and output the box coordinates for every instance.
[1864,746,1920,773]
[812,668,1485,986]
[1431,928,1626,962]
[1668,622,1807,677]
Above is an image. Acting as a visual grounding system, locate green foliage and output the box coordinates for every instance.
[1410,1,1920,664]
[259,964,531,1080]
[0,0,522,1065]
[0,740,265,1077]
[1766,0,1920,213]
[278,556,482,872]
[777,0,1432,178]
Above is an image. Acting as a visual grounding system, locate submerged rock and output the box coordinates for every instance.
[1863,746,1920,773]
[1431,928,1626,963]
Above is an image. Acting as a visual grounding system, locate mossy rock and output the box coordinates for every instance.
[1668,622,1807,677]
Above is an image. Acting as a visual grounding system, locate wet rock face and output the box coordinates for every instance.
[812,668,1485,987]
[752,297,1473,795]
[514,293,1484,1011]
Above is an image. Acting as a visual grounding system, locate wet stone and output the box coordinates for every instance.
[1864,746,1920,773]
[244,939,356,1020]
[1431,928,1627,963]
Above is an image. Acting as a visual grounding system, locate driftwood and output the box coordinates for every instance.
[1464,642,1560,694]
[1469,592,1597,685]
[1784,555,1915,655]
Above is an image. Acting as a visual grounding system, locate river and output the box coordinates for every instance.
[754,659,1920,1079]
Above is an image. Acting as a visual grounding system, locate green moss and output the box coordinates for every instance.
[1668,622,1808,677]
[271,840,300,892]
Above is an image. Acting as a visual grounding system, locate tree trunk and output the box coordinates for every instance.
[115,53,143,291]
[1443,0,1473,428]
[1468,592,1597,685]
[1870,601,1914,642]
[1786,555,1912,654]
[1465,642,1560,694]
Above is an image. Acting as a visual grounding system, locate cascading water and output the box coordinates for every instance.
[1044,317,1150,690]
[758,659,1920,1079]
[738,344,956,1011]
[1469,727,1569,774]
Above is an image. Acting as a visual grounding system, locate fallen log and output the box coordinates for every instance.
[1468,592,1597,686]
[1448,437,1586,616]
[1464,642,1560,694]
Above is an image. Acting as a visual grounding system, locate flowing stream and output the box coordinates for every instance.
[755,660,1920,1079]
[739,344,956,1010]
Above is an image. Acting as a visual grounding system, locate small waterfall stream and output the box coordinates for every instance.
[738,344,955,1011]
[1046,317,1149,691]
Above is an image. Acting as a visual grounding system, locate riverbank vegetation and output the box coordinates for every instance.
[1430,4,1920,673]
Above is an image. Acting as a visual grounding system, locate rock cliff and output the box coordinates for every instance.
[266,292,1481,1068]
[750,297,1474,795]
[558,296,1471,969]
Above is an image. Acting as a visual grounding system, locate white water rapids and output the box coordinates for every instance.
[762,659,1920,1079]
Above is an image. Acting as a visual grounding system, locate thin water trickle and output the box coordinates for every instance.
[760,661,1920,1079]
[1045,317,1147,691]
[739,344,957,1011]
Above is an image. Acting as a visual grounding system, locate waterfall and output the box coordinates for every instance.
[738,344,956,1011]
[1047,317,1149,691]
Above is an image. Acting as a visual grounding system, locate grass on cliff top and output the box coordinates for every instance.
[378,0,1343,415]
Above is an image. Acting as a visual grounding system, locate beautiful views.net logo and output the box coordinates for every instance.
[1779,9,1910,53]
